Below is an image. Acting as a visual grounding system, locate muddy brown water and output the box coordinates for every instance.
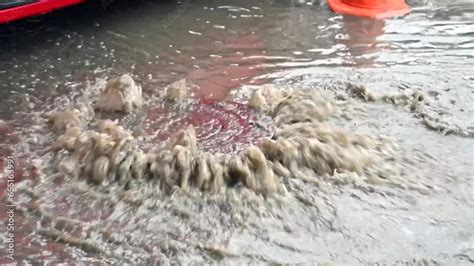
[0,0,473,264]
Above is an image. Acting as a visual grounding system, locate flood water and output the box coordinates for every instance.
[0,0,473,264]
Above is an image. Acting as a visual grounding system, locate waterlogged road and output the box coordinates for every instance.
[0,0,473,264]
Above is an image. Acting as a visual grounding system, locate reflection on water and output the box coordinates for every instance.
[337,16,386,66]
[0,0,472,112]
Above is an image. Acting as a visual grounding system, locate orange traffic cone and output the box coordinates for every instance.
[328,0,410,19]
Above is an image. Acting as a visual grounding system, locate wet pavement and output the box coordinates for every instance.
[0,0,473,264]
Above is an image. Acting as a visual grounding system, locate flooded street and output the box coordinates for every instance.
[0,0,473,264]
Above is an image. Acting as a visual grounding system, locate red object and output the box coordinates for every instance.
[0,0,85,24]
[328,0,410,19]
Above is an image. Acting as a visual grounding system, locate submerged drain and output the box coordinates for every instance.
[142,99,274,154]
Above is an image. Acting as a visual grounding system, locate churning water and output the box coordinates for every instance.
[0,0,473,264]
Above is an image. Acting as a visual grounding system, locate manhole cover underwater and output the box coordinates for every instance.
[142,98,274,154]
